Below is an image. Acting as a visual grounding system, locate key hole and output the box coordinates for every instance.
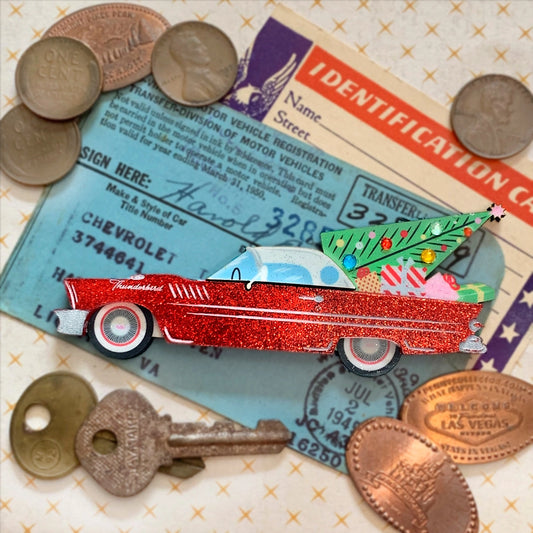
[24,404,51,432]
[92,429,118,455]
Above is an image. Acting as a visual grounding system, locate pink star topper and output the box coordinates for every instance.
[487,203,506,222]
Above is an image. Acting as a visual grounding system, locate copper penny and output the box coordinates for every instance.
[151,21,238,106]
[0,104,81,186]
[451,74,533,159]
[346,417,478,533]
[400,370,533,463]
[43,3,170,92]
[15,36,102,120]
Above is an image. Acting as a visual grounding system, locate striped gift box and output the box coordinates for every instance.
[381,257,427,296]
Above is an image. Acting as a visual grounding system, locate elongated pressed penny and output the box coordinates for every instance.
[400,370,533,463]
[346,417,478,533]
[43,3,170,92]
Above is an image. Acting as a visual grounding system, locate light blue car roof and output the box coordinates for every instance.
[209,246,354,289]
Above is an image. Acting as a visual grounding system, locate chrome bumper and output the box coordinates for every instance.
[54,309,89,336]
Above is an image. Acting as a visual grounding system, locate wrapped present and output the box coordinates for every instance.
[355,269,381,293]
[424,273,460,301]
[381,257,427,296]
[456,282,495,303]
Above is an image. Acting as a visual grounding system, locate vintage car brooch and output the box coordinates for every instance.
[55,205,504,376]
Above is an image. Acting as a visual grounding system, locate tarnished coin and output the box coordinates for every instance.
[0,104,81,186]
[16,36,102,120]
[400,370,533,464]
[451,74,533,159]
[151,21,238,106]
[10,372,98,479]
[346,417,478,533]
[43,3,170,92]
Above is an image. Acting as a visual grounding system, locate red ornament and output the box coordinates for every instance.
[400,230,408,238]
[381,237,393,250]
[464,227,472,237]
[357,267,371,278]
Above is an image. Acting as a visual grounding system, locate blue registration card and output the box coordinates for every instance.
[0,76,503,472]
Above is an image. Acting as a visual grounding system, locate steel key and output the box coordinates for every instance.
[75,389,292,496]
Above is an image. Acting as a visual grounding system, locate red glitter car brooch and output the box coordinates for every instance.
[55,205,504,377]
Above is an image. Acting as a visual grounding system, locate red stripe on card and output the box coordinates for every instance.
[295,46,533,227]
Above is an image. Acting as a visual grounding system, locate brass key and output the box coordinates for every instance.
[75,389,292,496]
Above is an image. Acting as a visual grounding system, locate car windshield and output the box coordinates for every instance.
[209,247,354,288]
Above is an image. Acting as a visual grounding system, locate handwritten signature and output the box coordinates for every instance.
[161,180,284,243]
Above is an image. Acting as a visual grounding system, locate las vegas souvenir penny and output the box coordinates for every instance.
[43,3,170,92]
[400,370,533,463]
[0,104,81,186]
[151,21,238,107]
[451,74,533,159]
[346,417,478,533]
[16,36,102,120]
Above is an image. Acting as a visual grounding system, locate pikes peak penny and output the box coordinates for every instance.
[10,372,98,479]
[346,417,478,533]
[16,36,102,120]
[151,21,238,107]
[43,3,170,92]
[400,370,533,463]
[451,74,533,159]
[0,104,81,186]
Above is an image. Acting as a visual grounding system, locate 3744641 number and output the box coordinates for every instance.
[72,230,144,273]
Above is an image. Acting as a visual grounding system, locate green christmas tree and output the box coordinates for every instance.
[321,204,505,299]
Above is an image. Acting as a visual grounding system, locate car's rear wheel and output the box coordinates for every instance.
[88,303,153,359]
[337,338,401,377]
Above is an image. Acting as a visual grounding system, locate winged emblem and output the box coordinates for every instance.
[224,49,298,119]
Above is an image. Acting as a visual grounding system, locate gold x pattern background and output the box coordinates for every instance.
[1,1,532,532]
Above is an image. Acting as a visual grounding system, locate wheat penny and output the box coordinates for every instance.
[400,370,533,463]
[451,74,533,159]
[16,36,102,120]
[151,21,238,106]
[0,105,81,186]
[43,3,170,92]
[346,417,478,533]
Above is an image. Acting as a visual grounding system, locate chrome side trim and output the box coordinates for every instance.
[404,340,436,353]
[163,327,193,344]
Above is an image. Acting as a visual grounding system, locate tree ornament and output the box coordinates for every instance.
[420,248,437,264]
[381,237,392,250]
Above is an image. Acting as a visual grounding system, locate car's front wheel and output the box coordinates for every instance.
[337,338,401,377]
[88,303,153,359]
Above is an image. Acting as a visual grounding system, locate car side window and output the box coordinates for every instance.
[209,250,258,281]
